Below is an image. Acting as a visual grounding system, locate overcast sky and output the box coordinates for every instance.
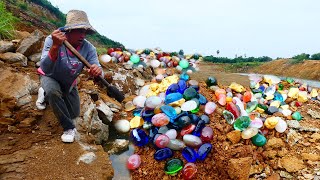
[49,0,320,58]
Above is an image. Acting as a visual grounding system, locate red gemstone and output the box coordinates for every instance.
[183,163,197,180]
[226,102,240,119]
[295,101,302,107]
[243,91,252,103]
[181,124,196,136]
[127,154,141,170]
[201,127,213,142]
[155,134,170,148]
[107,48,114,55]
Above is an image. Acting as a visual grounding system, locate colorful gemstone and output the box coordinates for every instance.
[197,143,212,161]
[201,126,213,142]
[182,163,197,180]
[154,148,173,161]
[182,147,197,162]
[130,128,149,146]
[233,116,251,131]
[164,158,183,175]
[251,133,267,147]
[127,154,141,170]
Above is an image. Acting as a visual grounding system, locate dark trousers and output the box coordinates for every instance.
[40,76,80,131]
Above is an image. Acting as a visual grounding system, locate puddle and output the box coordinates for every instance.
[103,123,134,180]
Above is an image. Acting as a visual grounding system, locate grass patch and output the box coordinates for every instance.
[224,62,263,72]
[0,1,18,40]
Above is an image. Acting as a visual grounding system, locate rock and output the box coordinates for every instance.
[227,157,253,180]
[301,153,320,161]
[16,29,44,57]
[266,173,280,180]
[77,92,109,144]
[0,52,28,66]
[28,53,41,62]
[279,171,293,179]
[280,156,305,172]
[249,164,264,175]
[286,129,303,146]
[310,133,320,143]
[287,120,300,129]
[263,150,277,159]
[135,78,145,87]
[18,118,37,127]
[107,139,129,154]
[78,152,97,164]
[266,137,285,149]
[227,130,241,144]
[95,100,113,124]
[307,109,320,119]
[0,41,15,53]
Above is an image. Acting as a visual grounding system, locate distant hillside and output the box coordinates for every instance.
[4,0,124,49]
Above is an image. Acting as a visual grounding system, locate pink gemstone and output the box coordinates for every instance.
[218,94,226,106]
[127,154,141,170]
[201,127,213,142]
[183,163,197,180]
[180,124,196,136]
[151,113,170,127]
[204,102,217,115]
[155,134,170,148]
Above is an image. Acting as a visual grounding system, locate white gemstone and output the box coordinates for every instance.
[181,100,198,111]
[275,119,287,133]
[183,134,202,147]
[165,129,177,140]
[114,120,130,133]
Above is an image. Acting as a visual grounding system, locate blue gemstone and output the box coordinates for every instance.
[198,94,207,105]
[197,143,212,161]
[167,122,181,130]
[166,84,179,95]
[192,120,205,137]
[133,108,143,116]
[130,128,149,146]
[180,73,189,81]
[177,115,191,128]
[164,93,183,105]
[258,85,265,92]
[182,147,197,162]
[178,80,187,94]
[160,105,177,123]
[274,92,283,102]
[188,114,200,124]
[154,148,174,161]
[149,127,159,140]
[200,115,210,124]
[141,109,155,122]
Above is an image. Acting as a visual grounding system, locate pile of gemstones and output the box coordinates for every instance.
[116,73,319,179]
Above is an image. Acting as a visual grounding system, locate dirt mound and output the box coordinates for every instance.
[250,59,320,80]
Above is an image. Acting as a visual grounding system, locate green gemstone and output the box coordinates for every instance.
[251,133,267,147]
[292,111,302,121]
[164,158,183,175]
[258,104,268,111]
[206,76,217,87]
[278,83,284,90]
[246,101,258,113]
[286,77,294,84]
[190,107,200,114]
[223,110,235,124]
[183,88,197,100]
[233,116,251,131]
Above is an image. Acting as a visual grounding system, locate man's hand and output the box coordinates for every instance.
[51,29,67,47]
[88,64,102,77]
[49,30,67,60]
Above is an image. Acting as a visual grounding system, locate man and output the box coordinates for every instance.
[40,10,102,143]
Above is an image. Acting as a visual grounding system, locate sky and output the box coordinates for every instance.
[48,0,320,59]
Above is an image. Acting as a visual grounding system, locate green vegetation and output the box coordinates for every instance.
[18,1,28,10]
[0,1,18,40]
[223,62,263,72]
[28,0,65,23]
[87,33,124,49]
[96,47,107,55]
[203,55,272,63]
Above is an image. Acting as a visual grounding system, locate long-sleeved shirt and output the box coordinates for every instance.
[40,35,102,93]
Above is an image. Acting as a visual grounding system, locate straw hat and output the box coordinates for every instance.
[62,10,96,34]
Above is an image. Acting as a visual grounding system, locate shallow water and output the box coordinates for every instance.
[109,144,134,180]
